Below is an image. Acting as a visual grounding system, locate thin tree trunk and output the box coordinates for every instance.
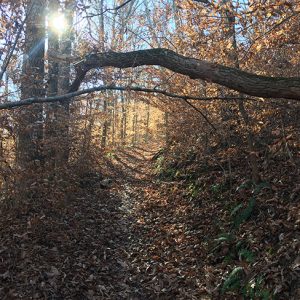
[221,0,260,183]
[132,100,137,145]
[45,0,60,169]
[120,90,127,144]
[101,95,108,148]
[99,0,109,149]
[57,0,74,165]
[145,102,150,142]
[112,96,116,146]
[164,112,170,146]
[134,112,138,145]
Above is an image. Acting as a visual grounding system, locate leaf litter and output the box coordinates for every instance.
[0,145,299,299]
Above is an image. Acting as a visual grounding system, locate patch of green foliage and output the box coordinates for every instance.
[210,180,231,201]
[187,182,201,200]
[231,181,271,228]
[221,267,244,293]
[154,155,177,180]
[238,248,255,263]
[221,262,272,299]
[232,197,256,228]
[105,151,116,159]
[218,181,274,298]
[222,268,272,299]
[243,276,273,300]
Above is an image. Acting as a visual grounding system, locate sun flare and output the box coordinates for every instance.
[50,13,67,35]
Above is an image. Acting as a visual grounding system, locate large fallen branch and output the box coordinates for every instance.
[67,48,300,100]
[0,85,246,110]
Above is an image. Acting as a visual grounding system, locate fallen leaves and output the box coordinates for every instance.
[0,144,299,299]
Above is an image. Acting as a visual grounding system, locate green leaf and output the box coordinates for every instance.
[252,182,271,195]
[233,197,256,228]
[236,180,252,192]
[221,267,244,293]
[230,203,243,216]
[238,248,255,263]
[214,233,234,243]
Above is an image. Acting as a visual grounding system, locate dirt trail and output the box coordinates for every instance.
[109,146,210,299]
[109,146,162,299]
[0,145,210,299]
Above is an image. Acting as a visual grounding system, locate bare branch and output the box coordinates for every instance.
[184,99,217,131]
[115,0,135,11]
[85,0,135,18]
[0,85,250,110]
[193,0,211,5]
[0,7,31,81]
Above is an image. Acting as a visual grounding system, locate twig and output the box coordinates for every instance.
[183,99,218,132]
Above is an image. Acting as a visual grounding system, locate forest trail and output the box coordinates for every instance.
[0,145,209,299]
[108,146,211,299]
[1,146,299,299]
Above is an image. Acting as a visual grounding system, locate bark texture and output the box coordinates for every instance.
[17,0,45,168]
[69,48,300,100]
[56,0,74,164]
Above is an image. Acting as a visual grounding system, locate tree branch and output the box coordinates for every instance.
[85,0,135,18]
[0,7,31,81]
[68,48,300,101]
[184,99,217,131]
[193,0,211,5]
[115,0,135,11]
[0,85,248,110]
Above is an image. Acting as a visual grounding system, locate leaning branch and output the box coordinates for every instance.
[68,48,300,100]
[0,85,247,110]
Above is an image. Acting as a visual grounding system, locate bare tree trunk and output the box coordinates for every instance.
[112,96,116,146]
[4,72,9,100]
[132,114,137,146]
[17,0,45,171]
[145,102,150,142]
[99,0,109,149]
[120,90,127,144]
[132,100,137,145]
[56,0,74,165]
[101,94,108,148]
[45,0,59,170]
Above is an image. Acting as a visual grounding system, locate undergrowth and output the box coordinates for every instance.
[152,139,299,299]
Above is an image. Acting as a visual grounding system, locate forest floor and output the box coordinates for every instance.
[0,145,299,299]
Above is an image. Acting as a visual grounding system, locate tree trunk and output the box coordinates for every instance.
[101,95,108,149]
[56,0,74,165]
[112,96,116,146]
[120,91,127,144]
[99,0,110,149]
[145,102,150,142]
[165,112,170,146]
[17,0,45,171]
[45,0,60,170]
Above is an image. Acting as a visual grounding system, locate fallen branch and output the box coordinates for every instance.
[68,48,300,100]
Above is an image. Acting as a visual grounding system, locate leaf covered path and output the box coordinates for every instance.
[108,146,212,299]
[0,145,299,299]
[0,146,208,299]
